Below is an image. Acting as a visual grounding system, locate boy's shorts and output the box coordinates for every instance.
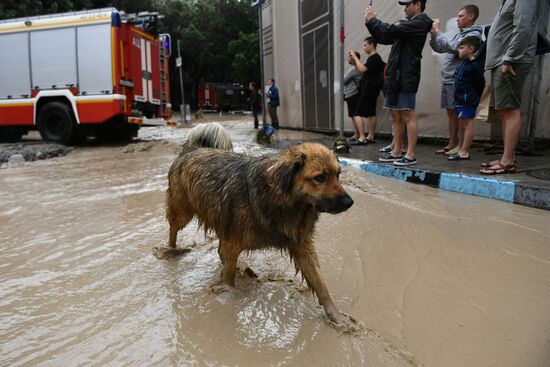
[490,63,532,110]
[455,106,477,119]
[383,93,416,110]
[440,84,455,109]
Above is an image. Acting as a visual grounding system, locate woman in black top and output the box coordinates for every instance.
[349,37,386,145]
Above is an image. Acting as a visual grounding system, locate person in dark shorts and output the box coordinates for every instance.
[348,37,385,145]
[344,51,362,141]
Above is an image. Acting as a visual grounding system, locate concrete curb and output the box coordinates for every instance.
[340,158,550,211]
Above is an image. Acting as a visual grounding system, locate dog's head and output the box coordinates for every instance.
[268,143,354,214]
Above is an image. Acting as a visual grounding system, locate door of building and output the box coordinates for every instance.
[299,0,334,132]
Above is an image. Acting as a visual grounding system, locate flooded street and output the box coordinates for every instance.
[1,121,550,367]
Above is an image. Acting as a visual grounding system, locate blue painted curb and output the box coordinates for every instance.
[339,158,550,210]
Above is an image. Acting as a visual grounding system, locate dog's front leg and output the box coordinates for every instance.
[290,244,359,333]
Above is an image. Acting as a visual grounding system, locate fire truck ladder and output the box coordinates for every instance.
[159,46,168,116]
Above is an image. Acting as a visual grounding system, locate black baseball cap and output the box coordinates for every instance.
[398,0,426,4]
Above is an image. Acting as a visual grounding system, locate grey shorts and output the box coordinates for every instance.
[383,92,416,110]
[440,84,455,109]
[490,63,532,110]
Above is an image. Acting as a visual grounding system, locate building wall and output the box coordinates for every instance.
[265,0,550,139]
[263,0,302,128]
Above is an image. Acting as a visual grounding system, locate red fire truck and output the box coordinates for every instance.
[198,83,249,113]
[0,8,172,143]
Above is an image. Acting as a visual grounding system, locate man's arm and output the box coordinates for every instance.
[367,17,431,44]
[349,51,367,75]
[503,0,538,64]
[430,31,459,54]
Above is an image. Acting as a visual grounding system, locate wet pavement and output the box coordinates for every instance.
[1,118,550,367]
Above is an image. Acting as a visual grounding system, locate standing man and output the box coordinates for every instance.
[480,0,539,175]
[430,5,483,155]
[267,78,280,130]
[248,82,261,129]
[365,0,433,166]
[349,37,386,145]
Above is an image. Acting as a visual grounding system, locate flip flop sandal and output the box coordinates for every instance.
[435,147,451,154]
[444,148,460,156]
[350,139,369,145]
[481,159,516,167]
[448,152,470,160]
[480,162,517,175]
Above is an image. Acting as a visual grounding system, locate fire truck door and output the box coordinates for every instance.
[132,35,153,103]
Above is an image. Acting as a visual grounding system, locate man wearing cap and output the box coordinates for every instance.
[365,0,433,166]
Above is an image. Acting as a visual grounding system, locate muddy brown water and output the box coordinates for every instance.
[1,122,550,367]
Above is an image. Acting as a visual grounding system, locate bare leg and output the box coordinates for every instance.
[459,118,474,157]
[446,108,459,149]
[349,117,360,140]
[401,110,418,160]
[352,116,366,141]
[391,110,404,157]
[290,244,358,332]
[499,108,521,166]
[367,116,377,141]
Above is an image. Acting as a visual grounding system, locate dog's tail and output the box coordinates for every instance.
[185,122,233,151]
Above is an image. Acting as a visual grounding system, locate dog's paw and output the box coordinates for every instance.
[152,246,191,259]
[209,282,233,295]
[328,312,364,335]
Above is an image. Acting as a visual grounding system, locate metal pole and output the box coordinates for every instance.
[177,39,186,124]
[338,0,345,136]
[258,3,266,127]
[527,0,549,148]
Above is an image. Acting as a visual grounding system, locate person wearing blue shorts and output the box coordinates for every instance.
[448,36,485,161]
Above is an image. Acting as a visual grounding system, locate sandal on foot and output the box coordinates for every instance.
[479,162,516,175]
[435,147,451,154]
[448,152,470,161]
[481,159,516,168]
[350,139,369,145]
[444,148,460,156]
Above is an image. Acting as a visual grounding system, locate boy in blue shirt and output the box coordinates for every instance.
[448,36,485,161]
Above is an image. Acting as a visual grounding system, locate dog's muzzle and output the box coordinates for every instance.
[316,193,354,214]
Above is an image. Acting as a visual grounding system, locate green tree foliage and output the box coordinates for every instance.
[0,0,260,107]
[228,31,261,87]
[158,0,259,85]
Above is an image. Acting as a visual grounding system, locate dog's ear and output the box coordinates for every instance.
[269,150,306,194]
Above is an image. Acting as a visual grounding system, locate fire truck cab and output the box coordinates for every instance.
[0,8,172,143]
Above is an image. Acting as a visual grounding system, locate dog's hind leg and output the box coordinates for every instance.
[290,244,359,333]
[153,203,194,259]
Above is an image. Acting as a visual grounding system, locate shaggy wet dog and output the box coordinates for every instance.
[155,123,358,331]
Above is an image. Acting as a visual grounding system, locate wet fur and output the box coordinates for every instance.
[163,124,357,330]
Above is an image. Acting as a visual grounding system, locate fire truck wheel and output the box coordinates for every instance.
[37,102,77,145]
